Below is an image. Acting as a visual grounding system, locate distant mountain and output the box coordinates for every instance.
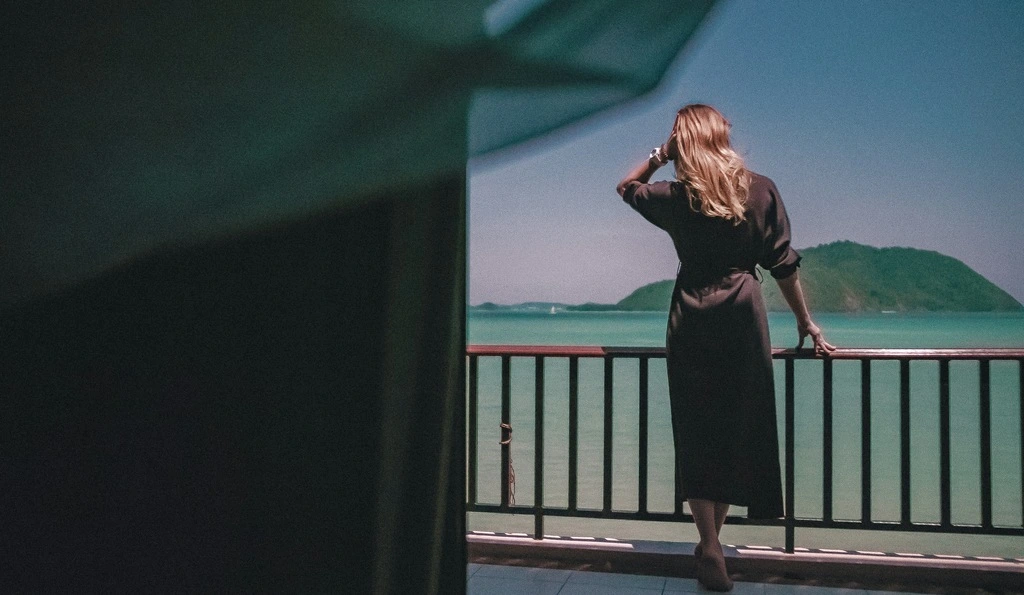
[469,301,571,312]
[568,242,1021,313]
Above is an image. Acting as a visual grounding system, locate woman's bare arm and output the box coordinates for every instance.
[616,138,675,197]
[775,271,836,354]
[617,153,663,196]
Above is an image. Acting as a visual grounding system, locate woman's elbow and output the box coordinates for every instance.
[615,180,629,197]
[773,268,800,286]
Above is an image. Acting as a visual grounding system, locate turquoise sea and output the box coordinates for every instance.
[467,311,1024,557]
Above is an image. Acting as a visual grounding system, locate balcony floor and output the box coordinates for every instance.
[466,563,917,595]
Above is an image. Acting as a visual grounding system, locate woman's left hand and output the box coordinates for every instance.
[797,320,836,356]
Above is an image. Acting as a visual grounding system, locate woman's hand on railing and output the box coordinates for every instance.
[797,320,836,356]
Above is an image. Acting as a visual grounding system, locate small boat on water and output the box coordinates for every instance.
[550,306,557,315]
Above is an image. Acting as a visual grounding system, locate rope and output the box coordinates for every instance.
[500,422,516,506]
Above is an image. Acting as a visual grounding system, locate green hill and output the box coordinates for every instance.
[615,281,675,311]
[607,241,1021,312]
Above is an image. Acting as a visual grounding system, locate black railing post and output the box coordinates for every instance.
[900,359,911,526]
[568,356,579,512]
[500,355,511,510]
[534,356,545,539]
[674,453,684,517]
[980,359,992,529]
[823,358,834,523]
[860,359,871,525]
[603,355,614,514]
[939,359,951,527]
[785,357,795,553]
[468,355,478,507]
[638,356,649,515]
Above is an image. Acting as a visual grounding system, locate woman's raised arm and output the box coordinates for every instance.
[616,138,675,197]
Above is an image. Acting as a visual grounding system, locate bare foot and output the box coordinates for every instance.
[696,546,733,592]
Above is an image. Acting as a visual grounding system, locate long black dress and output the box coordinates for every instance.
[622,172,799,519]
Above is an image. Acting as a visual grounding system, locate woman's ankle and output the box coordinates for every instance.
[698,538,722,552]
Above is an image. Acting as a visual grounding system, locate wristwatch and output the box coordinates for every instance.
[649,146,669,166]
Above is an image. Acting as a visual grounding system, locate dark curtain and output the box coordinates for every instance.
[1,0,713,592]
[1,176,466,592]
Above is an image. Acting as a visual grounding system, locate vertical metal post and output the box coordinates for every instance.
[939,360,951,526]
[603,356,614,514]
[638,356,649,514]
[860,359,871,525]
[674,451,684,517]
[980,359,992,529]
[500,355,511,510]
[823,358,833,523]
[900,359,911,526]
[534,356,544,539]
[785,358,796,553]
[468,355,478,506]
[568,356,579,512]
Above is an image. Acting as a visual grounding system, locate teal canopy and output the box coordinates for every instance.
[3,0,713,305]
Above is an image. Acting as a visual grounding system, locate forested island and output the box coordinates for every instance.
[473,242,1022,313]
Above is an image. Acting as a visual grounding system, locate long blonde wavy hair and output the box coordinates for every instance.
[671,104,750,223]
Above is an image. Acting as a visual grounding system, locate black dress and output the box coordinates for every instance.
[622,173,799,519]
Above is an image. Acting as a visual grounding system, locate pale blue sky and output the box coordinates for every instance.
[468,0,1024,305]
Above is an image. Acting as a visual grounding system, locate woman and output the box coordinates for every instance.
[616,104,834,591]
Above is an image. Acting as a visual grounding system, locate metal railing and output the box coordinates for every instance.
[465,345,1024,553]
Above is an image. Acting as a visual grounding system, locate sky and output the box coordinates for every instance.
[467,0,1024,306]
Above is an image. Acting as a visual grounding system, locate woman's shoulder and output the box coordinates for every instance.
[645,179,683,196]
[748,171,779,194]
[746,171,781,208]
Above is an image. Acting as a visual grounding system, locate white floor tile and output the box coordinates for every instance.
[564,569,666,589]
[467,575,565,595]
[663,575,703,593]
[765,584,867,595]
[557,583,663,595]
[472,563,571,582]
[662,577,768,595]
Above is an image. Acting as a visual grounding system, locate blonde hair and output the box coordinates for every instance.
[672,104,750,223]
